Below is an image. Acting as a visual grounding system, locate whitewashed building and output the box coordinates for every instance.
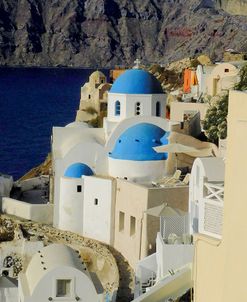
[0,173,13,206]
[206,61,246,96]
[19,244,103,302]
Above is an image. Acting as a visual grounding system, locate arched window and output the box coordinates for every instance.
[135,102,142,115]
[156,101,161,116]
[115,100,121,116]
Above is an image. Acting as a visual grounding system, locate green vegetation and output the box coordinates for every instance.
[235,64,247,91]
[84,106,98,115]
[203,93,228,143]
[87,110,107,128]
[203,63,247,143]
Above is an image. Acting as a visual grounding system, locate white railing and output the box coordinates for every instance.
[204,182,224,202]
[199,182,224,239]
[134,254,157,298]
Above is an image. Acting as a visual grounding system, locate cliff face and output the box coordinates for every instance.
[1,0,247,67]
[216,0,247,16]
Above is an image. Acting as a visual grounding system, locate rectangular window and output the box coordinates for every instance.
[119,211,125,231]
[77,185,82,192]
[130,216,136,236]
[94,198,98,205]
[56,279,71,297]
[224,68,229,73]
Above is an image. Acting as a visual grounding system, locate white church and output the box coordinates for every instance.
[51,66,177,267]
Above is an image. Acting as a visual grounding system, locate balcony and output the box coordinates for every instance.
[134,254,157,298]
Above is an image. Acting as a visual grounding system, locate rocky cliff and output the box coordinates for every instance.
[1,0,247,67]
[216,0,247,16]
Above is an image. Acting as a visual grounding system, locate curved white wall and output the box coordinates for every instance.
[58,177,84,234]
[189,157,225,233]
[108,158,166,182]
[20,267,100,302]
[207,63,240,96]
[105,116,170,152]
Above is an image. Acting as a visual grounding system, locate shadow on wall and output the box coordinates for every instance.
[108,246,134,302]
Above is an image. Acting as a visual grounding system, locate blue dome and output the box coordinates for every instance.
[110,69,163,94]
[64,163,94,178]
[109,123,168,161]
[160,132,170,145]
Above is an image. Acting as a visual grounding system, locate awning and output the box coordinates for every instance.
[144,203,186,218]
[153,143,213,157]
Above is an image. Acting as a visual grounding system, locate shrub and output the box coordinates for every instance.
[84,106,97,115]
[203,93,228,142]
[235,63,247,91]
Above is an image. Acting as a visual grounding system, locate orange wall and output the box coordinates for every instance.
[183,69,192,93]
[183,69,198,93]
[110,69,128,82]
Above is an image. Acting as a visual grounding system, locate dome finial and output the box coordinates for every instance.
[133,58,141,69]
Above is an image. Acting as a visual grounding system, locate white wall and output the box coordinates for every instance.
[53,158,63,228]
[0,176,13,200]
[58,177,84,234]
[18,176,48,192]
[156,232,193,281]
[53,140,108,227]
[0,284,18,302]
[151,94,166,118]
[107,93,166,123]
[196,65,203,94]
[2,198,53,224]
[135,253,157,284]
[108,158,166,182]
[107,93,127,122]
[170,102,209,123]
[19,267,102,302]
[83,176,115,245]
[206,63,240,96]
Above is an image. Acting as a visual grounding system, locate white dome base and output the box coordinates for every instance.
[108,158,166,182]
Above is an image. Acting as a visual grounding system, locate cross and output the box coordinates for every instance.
[133,58,141,69]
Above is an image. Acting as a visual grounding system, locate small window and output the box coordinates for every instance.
[115,101,121,116]
[88,94,91,99]
[156,101,161,116]
[135,102,141,115]
[130,216,136,236]
[101,79,104,83]
[224,69,229,73]
[77,185,82,192]
[119,211,125,231]
[94,198,98,205]
[56,279,71,297]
